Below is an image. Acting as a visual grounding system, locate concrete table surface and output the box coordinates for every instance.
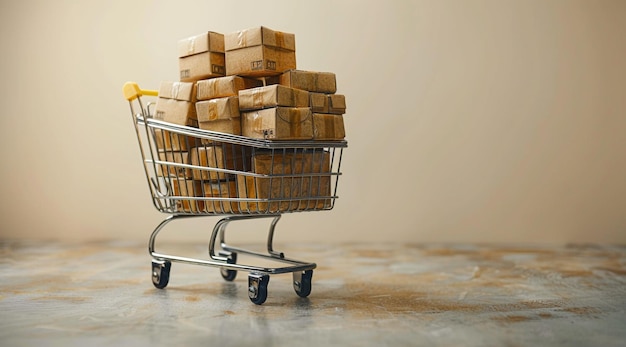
[0,239,625,346]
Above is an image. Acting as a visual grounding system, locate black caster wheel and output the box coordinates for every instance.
[248,273,270,305]
[219,251,237,282]
[152,260,171,289]
[293,270,313,298]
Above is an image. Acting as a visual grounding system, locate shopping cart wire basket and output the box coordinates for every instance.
[123,82,347,304]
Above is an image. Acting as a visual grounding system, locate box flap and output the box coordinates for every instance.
[238,85,309,110]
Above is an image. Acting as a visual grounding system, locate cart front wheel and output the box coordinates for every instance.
[152,260,171,289]
[293,270,313,298]
[219,251,238,282]
[248,273,270,305]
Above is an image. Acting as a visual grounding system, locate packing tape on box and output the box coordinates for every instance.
[251,112,265,136]
[187,37,196,55]
[170,82,181,99]
[310,73,319,90]
[237,29,247,48]
[252,88,263,109]
[208,100,219,121]
[275,31,284,48]
[327,115,337,137]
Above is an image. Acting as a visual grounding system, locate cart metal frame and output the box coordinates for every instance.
[123,82,347,304]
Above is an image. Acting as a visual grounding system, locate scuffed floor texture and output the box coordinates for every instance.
[1,240,625,346]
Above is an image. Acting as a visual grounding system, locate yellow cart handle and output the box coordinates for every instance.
[123,81,158,101]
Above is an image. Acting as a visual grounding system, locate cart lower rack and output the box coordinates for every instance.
[123,82,347,304]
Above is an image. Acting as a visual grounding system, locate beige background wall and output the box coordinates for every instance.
[0,0,624,244]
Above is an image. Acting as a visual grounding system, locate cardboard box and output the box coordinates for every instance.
[196,75,263,100]
[238,85,309,111]
[178,31,225,82]
[313,114,345,140]
[154,81,198,126]
[171,178,204,213]
[237,150,331,212]
[189,145,251,181]
[279,70,337,94]
[196,96,241,135]
[202,181,239,213]
[154,99,198,126]
[159,81,196,101]
[328,94,346,115]
[157,151,190,177]
[154,129,199,151]
[225,26,296,77]
[179,31,225,57]
[241,107,313,140]
[309,93,328,113]
[310,93,347,115]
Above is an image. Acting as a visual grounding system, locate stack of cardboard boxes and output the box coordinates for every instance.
[152,26,346,213]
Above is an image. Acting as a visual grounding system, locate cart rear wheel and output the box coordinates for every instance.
[248,273,270,305]
[219,251,238,282]
[152,260,171,289]
[293,270,313,298]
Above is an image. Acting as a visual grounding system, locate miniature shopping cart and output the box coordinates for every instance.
[123,82,347,304]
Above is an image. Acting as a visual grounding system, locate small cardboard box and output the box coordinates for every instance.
[178,31,226,82]
[241,107,313,140]
[328,94,346,115]
[309,93,346,115]
[171,178,204,213]
[154,129,199,151]
[157,151,190,178]
[202,181,239,213]
[189,145,251,181]
[196,75,263,100]
[154,99,198,126]
[225,26,296,77]
[309,93,328,113]
[159,80,197,101]
[279,70,337,94]
[237,150,331,212]
[238,85,309,111]
[196,96,241,135]
[313,114,346,140]
[154,81,198,126]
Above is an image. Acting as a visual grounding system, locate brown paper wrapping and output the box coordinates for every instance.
[238,85,309,111]
[196,97,242,136]
[279,70,337,94]
[312,114,346,140]
[241,107,313,140]
[196,76,262,100]
[225,26,296,51]
[153,98,198,126]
